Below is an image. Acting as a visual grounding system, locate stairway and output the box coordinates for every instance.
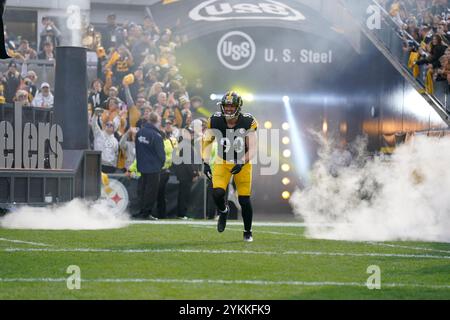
[340,0,450,125]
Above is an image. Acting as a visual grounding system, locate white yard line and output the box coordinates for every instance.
[190,225,302,237]
[191,226,450,253]
[366,242,450,254]
[0,238,52,247]
[3,247,450,260]
[132,221,450,251]
[0,277,448,289]
[129,220,315,227]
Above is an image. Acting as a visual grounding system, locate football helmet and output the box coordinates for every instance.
[218,91,243,120]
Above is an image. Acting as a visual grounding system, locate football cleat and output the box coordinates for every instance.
[217,206,229,233]
[243,231,253,242]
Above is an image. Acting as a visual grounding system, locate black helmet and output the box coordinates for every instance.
[218,91,243,120]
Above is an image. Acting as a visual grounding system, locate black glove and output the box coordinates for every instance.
[231,164,244,175]
[203,162,212,181]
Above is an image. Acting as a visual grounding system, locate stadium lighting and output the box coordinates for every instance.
[243,93,254,102]
[322,120,328,134]
[282,177,291,185]
[283,150,291,158]
[282,122,290,130]
[282,191,291,200]
[264,121,273,129]
[283,97,310,183]
[282,137,290,145]
[210,94,217,101]
[281,164,290,172]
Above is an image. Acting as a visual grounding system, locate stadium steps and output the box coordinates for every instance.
[340,0,450,126]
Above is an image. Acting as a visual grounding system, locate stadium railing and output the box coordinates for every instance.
[342,0,450,119]
[0,59,98,88]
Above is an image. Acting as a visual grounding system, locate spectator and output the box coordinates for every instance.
[156,118,178,219]
[92,108,119,173]
[143,15,160,37]
[135,112,165,220]
[82,24,102,51]
[2,61,21,103]
[16,40,37,60]
[111,45,134,86]
[39,17,61,52]
[179,95,192,128]
[103,86,124,109]
[102,97,127,138]
[416,34,447,69]
[153,91,167,115]
[32,82,54,108]
[24,71,38,97]
[124,89,147,128]
[101,13,119,51]
[136,103,153,129]
[173,127,200,219]
[162,93,183,127]
[119,127,137,170]
[37,41,55,61]
[88,79,108,111]
[147,81,164,105]
[14,89,32,107]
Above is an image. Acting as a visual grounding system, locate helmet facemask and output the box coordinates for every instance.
[220,103,241,120]
[219,92,243,120]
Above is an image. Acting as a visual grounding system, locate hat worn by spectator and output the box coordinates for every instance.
[8,61,17,68]
[27,70,37,79]
[41,82,50,89]
[179,95,190,105]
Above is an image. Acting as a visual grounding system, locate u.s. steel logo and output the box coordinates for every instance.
[217,31,256,70]
[189,0,305,21]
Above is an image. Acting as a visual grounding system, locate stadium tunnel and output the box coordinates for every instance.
[144,0,447,215]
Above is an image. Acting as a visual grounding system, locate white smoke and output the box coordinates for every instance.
[0,198,129,230]
[291,133,450,243]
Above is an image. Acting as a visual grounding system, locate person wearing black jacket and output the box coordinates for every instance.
[416,35,448,68]
[2,61,21,103]
[135,112,165,220]
[173,127,200,219]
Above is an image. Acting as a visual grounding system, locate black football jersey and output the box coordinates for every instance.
[206,112,258,162]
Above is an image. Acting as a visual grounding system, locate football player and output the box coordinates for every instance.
[202,91,258,242]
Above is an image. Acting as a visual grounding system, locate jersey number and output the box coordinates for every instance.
[220,137,245,153]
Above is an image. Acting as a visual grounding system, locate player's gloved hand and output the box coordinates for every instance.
[231,164,244,175]
[203,162,212,181]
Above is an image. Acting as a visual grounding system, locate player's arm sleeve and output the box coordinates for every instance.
[201,117,215,163]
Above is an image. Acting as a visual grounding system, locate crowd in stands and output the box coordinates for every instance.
[0,13,213,220]
[380,0,450,94]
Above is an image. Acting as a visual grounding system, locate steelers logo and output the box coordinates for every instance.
[101,178,129,215]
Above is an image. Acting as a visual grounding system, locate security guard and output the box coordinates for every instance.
[135,112,165,220]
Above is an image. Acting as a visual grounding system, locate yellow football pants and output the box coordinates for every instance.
[212,160,252,196]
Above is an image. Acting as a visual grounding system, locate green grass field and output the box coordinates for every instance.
[0,221,449,300]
